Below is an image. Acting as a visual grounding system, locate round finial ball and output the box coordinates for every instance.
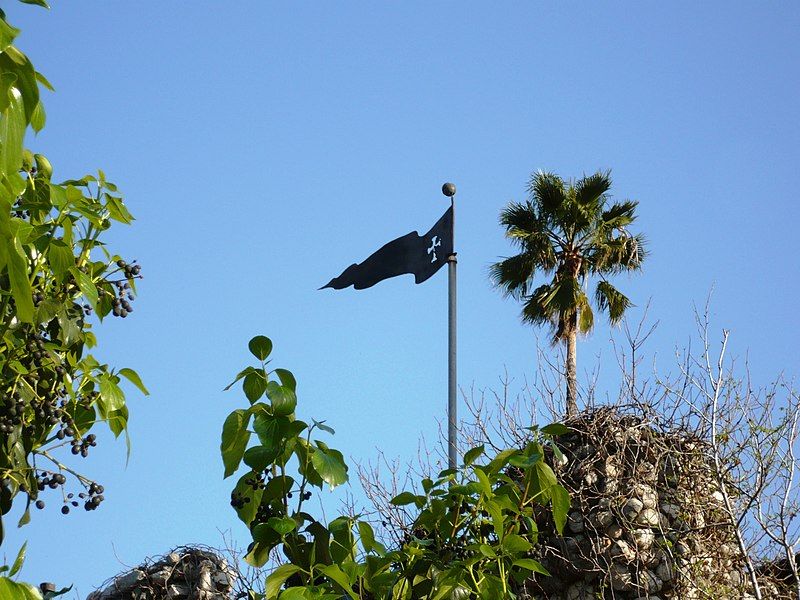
[442,182,456,197]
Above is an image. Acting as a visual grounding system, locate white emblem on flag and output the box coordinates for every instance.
[427,236,441,263]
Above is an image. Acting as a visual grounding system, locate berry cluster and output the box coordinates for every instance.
[0,331,70,434]
[245,473,265,490]
[36,472,66,492]
[0,391,24,433]
[117,259,141,279]
[109,259,141,318]
[70,432,97,458]
[254,501,276,525]
[82,482,105,511]
[32,473,104,514]
[230,490,251,510]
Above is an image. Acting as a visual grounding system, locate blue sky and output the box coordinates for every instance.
[3,2,799,596]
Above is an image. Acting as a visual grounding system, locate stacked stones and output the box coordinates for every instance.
[87,547,236,600]
[520,408,752,600]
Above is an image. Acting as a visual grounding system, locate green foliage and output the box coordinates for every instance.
[223,336,571,599]
[0,0,146,548]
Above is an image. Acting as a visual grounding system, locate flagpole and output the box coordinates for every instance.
[442,183,457,471]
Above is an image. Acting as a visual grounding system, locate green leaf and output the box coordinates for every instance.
[71,403,95,436]
[267,516,297,535]
[98,373,125,413]
[0,234,33,322]
[16,507,29,528]
[474,468,493,497]
[486,499,504,540]
[312,419,335,435]
[243,371,267,403]
[295,443,323,489]
[319,565,357,600]
[107,405,129,440]
[9,541,26,577]
[310,446,348,490]
[46,239,73,281]
[248,335,273,361]
[69,266,98,309]
[0,86,25,174]
[118,368,149,395]
[512,558,550,576]
[478,544,496,558]
[243,445,276,473]
[531,461,558,504]
[540,423,569,436]
[463,444,484,467]
[265,564,302,600]
[104,194,133,224]
[56,308,81,346]
[18,0,51,8]
[224,366,256,391]
[231,472,263,526]
[390,491,418,506]
[477,574,504,600]
[0,20,20,53]
[35,71,54,92]
[253,414,290,452]
[0,72,16,113]
[267,382,296,416]
[550,484,570,535]
[30,100,44,133]
[244,541,272,568]
[274,368,296,391]
[501,533,531,553]
[508,453,542,469]
[220,409,252,478]
[357,520,384,555]
[251,523,281,547]
[278,588,308,600]
[262,475,295,502]
[0,577,43,600]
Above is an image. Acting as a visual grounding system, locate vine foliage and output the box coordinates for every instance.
[0,2,146,597]
[222,336,571,599]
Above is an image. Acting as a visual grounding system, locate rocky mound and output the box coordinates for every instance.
[522,408,751,600]
[87,547,236,600]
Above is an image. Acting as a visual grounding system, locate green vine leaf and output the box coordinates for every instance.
[310,446,348,490]
[118,368,149,396]
[243,371,267,403]
[221,409,251,478]
[248,335,272,361]
[264,564,302,600]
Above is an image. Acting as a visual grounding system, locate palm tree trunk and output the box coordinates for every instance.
[565,327,578,417]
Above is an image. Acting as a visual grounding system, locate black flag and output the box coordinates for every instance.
[322,207,453,290]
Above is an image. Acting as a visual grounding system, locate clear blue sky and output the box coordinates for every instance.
[3,2,799,596]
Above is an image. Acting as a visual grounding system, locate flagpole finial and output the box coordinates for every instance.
[442,182,456,197]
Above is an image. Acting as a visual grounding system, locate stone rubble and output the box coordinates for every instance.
[86,547,235,600]
[518,408,790,600]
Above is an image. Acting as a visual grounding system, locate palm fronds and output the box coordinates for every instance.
[495,169,646,341]
[594,280,632,324]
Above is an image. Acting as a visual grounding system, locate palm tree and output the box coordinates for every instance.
[490,170,646,417]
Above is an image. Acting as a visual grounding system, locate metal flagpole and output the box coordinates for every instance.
[442,183,457,470]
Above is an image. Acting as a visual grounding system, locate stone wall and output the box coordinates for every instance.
[86,547,236,600]
[520,408,761,600]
